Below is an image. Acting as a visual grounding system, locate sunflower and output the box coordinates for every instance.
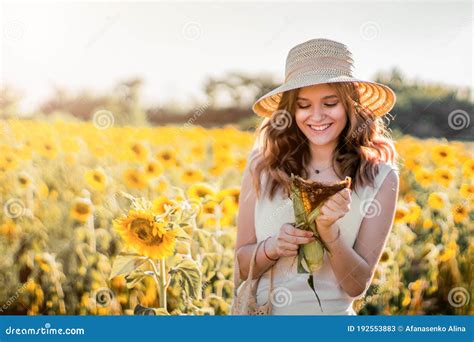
[0,152,18,170]
[18,172,32,188]
[452,203,468,223]
[401,289,411,307]
[114,210,177,259]
[459,183,474,199]
[144,160,163,178]
[462,159,474,178]
[422,219,433,230]
[128,142,148,162]
[190,144,205,160]
[235,156,247,171]
[71,198,93,222]
[431,145,455,166]
[38,140,59,159]
[213,154,234,168]
[217,187,240,206]
[156,149,178,168]
[439,244,456,262]
[85,169,107,192]
[0,220,17,240]
[208,164,224,177]
[402,157,421,172]
[394,205,409,224]
[187,183,216,200]
[433,168,454,188]
[428,192,446,210]
[152,196,177,214]
[181,168,204,183]
[379,249,393,263]
[123,168,148,190]
[414,168,433,188]
[219,196,238,222]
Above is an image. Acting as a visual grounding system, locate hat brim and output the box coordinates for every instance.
[252,75,396,117]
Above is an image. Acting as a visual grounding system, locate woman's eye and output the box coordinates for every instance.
[325,103,338,107]
[298,104,310,109]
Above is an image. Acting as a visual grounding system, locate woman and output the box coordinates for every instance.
[234,38,400,315]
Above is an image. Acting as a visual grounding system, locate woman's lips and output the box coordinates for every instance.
[307,123,333,133]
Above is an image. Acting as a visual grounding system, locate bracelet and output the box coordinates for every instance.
[325,226,341,244]
[263,237,279,261]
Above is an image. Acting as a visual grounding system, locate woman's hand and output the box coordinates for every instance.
[316,188,352,233]
[266,223,315,257]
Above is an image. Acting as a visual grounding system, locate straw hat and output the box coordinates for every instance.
[252,38,396,117]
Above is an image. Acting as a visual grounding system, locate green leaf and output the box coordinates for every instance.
[307,207,320,224]
[171,258,202,299]
[124,269,154,289]
[297,247,309,274]
[174,227,190,240]
[307,275,323,312]
[109,254,147,279]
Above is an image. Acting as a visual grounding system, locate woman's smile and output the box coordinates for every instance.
[307,122,334,133]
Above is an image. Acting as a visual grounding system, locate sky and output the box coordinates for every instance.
[1,0,473,113]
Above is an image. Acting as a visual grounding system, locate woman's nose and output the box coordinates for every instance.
[309,111,327,122]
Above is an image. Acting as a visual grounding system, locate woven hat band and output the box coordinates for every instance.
[285,56,354,82]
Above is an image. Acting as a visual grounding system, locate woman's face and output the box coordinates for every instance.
[294,83,347,146]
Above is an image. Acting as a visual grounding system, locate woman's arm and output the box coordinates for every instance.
[235,151,278,280]
[319,169,399,297]
[235,151,314,281]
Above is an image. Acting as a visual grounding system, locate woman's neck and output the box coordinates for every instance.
[308,141,337,167]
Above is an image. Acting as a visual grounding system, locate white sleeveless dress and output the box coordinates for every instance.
[253,161,398,315]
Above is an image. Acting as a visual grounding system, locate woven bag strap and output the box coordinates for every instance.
[233,240,265,296]
[266,263,275,311]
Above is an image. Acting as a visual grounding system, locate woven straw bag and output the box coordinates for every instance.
[231,240,275,315]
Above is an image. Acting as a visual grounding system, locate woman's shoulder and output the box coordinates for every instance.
[356,160,399,201]
[376,160,400,177]
[368,160,399,189]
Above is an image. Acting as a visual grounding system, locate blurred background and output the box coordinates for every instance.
[0,0,472,316]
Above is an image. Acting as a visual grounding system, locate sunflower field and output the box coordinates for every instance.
[0,118,472,315]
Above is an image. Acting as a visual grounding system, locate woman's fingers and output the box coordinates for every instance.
[341,188,351,200]
[283,223,313,238]
[279,241,299,251]
[280,233,314,245]
[280,249,298,257]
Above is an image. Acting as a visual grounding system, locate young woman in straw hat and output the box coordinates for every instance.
[234,38,400,315]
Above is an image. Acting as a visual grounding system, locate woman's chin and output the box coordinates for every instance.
[306,134,335,146]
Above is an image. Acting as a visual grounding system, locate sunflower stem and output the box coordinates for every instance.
[158,258,167,310]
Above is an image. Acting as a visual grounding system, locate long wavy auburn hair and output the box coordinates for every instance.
[250,82,398,200]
